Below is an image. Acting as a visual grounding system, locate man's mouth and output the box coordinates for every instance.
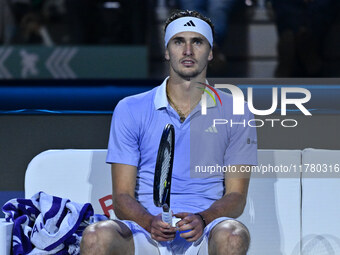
[181,59,195,67]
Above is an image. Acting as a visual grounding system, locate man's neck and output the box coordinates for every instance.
[167,74,206,103]
[166,74,206,120]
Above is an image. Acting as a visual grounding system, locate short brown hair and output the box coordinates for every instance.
[164,10,215,38]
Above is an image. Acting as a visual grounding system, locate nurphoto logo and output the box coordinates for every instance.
[199,83,312,128]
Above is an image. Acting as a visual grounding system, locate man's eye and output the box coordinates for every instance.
[194,40,202,45]
[174,40,182,45]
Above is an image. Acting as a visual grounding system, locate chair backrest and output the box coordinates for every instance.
[300,148,340,254]
[25,149,114,218]
[238,149,302,255]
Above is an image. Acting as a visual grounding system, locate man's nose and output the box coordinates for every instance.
[183,43,193,56]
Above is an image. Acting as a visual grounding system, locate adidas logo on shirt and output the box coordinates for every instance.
[204,125,218,133]
[184,20,196,27]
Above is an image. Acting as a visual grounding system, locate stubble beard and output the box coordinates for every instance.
[171,62,207,80]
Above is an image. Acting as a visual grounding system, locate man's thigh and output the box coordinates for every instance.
[117,217,239,255]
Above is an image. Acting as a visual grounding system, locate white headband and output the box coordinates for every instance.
[164,17,213,48]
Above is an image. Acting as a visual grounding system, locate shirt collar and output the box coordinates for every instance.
[154,77,169,110]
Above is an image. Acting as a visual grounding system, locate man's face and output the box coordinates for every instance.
[165,31,213,79]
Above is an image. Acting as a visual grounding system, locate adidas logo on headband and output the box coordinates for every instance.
[164,17,213,47]
[184,20,196,27]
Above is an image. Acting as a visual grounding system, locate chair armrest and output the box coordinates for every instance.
[0,218,13,255]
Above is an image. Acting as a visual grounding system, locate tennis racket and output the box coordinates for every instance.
[153,124,175,225]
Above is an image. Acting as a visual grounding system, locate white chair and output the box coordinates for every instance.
[7,148,338,255]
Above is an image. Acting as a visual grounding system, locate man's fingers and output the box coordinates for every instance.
[177,214,204,241]
[178,222,194,232]
[151,229,176,241]
[176,214,196,228]
[180,229,199,239]
[176,219,187,228]
[154,214,177,230]
[174,212,189,219]
[154,220,177,232]
[157,220,171,229]
[160,226,177,233]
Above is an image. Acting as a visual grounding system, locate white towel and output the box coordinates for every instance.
[2,191,94,255]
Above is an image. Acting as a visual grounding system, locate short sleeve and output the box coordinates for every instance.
[106,99,140,166]
[224,103,258,166]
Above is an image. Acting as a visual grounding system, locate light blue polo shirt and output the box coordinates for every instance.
[106,77,257,215]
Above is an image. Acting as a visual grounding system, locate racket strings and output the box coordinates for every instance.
[160,145,171,202]
[154,124,174,208]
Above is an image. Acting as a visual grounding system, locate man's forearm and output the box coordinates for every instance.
[199,192,247,226]
[114,193,153,232]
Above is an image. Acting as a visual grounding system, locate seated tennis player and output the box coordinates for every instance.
[80,10,257,255]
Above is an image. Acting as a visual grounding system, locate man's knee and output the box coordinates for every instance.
[209,219,250,255]
[80,220,134,255]
[81,221,116,246]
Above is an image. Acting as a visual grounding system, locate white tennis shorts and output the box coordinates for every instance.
[120,217,231,255]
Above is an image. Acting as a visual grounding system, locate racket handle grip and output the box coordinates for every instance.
[162,204,172,226]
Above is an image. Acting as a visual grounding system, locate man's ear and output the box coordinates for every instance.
[165,48,170,61]
[208,49,213,61]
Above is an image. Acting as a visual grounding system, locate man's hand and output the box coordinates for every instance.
[174,212,205,242]
[149,214,177,242]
